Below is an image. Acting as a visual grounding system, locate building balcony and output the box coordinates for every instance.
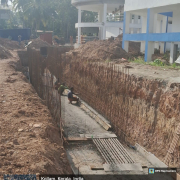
[72,0,125,6]
[75,22,141,29]
[0,2,11,10]
[123,32,180,42]
[72,0,125,13]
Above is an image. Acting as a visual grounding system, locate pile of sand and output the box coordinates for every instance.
[28,38,51,49]
[0,38,25,59]
[0,37,24,50]
[0,45,12,59]
[71,35,141,62]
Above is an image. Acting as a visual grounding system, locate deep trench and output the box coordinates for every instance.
[18,47,180,174]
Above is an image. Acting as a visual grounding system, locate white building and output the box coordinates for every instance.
[72,0,141,44]
[0,0,11,20]
[123,0,180,63]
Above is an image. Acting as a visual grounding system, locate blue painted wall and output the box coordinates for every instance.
[0,29,31,41]
[159,12,173,17]
[122,8,180,62]
[122,11,126,49]
[123,32,180,42]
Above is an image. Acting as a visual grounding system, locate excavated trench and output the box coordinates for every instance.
[63,49,180,169]
[21,44,180,177]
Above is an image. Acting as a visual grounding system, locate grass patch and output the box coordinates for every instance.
[148,59,165,66]
[129,57,180,70]
[105,58,111,63]
[128,57,146,64]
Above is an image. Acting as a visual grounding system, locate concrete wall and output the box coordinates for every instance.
[166,24,172,51]
[172,11,180,32]
[125,0,180,11]
[106,27,122,38]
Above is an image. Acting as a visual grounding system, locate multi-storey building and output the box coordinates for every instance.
[72,0,141,44]
[123,0,180,63]
[0,0,10,20]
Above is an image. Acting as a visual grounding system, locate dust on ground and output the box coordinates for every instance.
[0,50,72,177]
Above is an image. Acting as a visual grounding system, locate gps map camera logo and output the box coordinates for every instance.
[149,168,155,174]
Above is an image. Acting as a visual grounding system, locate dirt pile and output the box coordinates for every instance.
[28,38,51,49]
[0,53,72,176]
[0,45,12,59]
[68,35,141,62]
[0,37,24,50]
[0,38,25,59]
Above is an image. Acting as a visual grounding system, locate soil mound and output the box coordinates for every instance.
[0,37,24,50]
[0,59,72,176]
[0,38,25,59]
[71,35,141,61]
[0,45,12,59]
[28,38,51,49]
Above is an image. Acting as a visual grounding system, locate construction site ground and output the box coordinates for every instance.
[61,93,153,175]
[0,50,72,177]
[61,92,175,180]
[104,62,180,83]
[0,38,178,179]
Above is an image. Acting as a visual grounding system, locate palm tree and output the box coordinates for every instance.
[13,0,57,32]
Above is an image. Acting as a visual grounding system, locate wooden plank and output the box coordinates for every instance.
[80,102,111,131]
[142,165,148,168]
[80,133,117,139]
[90,166,104,170]
[103,163,143,172]
[64,137,89,142]
[95,115,111,131]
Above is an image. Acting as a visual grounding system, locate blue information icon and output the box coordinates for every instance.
[149,168,155,174]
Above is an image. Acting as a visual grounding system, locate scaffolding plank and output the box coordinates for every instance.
[103,163,143,172]
[80,133,117,139]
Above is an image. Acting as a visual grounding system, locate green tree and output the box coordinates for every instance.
[0,11,20,29]
[11,0,97,41]
[53,0,78,39]
[81,11,98,22]
[13,0,57,32]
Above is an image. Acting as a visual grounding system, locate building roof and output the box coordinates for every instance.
[72,0,125,6]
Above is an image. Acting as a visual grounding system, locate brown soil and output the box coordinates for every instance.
[28,38,51,49]
[152,52,171,65]
[0,38,25,59]
[0,37,24,50]
[0,50,72,177]
[70,35,141,62]
[0,45,12,59]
